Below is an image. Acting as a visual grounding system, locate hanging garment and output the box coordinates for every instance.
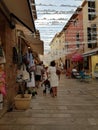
[27,52,35,72]
[22,53,29,65]
[12,47,18,64]
[0,46,3,57]
[28,52,34,68]
[27,72,35,87]
[18,53,22,65]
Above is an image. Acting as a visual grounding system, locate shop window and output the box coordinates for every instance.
[76,33,80,48]
[73,19,78,26]
[87,27,92,48]
[91,24,97,48]
[73,20,77,26]
[67,59,70,68]
[88,0,96,20]
[87,24,97,48]
[84,57,89,69]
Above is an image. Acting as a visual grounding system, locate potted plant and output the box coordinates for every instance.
[14,65,32,110]
[14,81,32,110]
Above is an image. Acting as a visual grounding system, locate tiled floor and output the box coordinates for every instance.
[0,74,98,130]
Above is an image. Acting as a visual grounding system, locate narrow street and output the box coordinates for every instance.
[0,74,98,130]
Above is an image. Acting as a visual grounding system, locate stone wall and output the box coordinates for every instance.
[0,11,18,108]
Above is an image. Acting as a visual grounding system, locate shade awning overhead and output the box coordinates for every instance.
[24,35,44,55]
[29,38,44,55]
[83,48,98,57]
[19,35,44,55]
[2,0,36,32]
[72,53,83,62]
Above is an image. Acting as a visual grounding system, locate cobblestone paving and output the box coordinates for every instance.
[0,75,98,130]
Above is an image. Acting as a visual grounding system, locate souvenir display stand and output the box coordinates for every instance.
[0,65,6,110]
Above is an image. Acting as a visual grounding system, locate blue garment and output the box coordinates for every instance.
[29,52,34,67]
[79,71,85,79]
[27,52,34,68]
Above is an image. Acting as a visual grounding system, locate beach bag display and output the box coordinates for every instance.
[16,69,23,83]
[22,64,30,81]
[16,65,30,82]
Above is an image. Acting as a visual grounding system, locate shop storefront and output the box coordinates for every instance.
[83,48,98,78]
[0,0,38,112]
[91,55,98,78]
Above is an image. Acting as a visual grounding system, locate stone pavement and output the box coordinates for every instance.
[0,74,98,130]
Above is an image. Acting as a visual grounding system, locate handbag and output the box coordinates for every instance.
[16,65,30,82]
[29,65,35,72]
[16,69,23,83]
[56,69,61,75]
[22,64,30,81]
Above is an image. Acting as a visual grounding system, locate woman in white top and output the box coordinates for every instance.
[48,60,59,97]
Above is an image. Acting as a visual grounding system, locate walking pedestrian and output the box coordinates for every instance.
[26,50,37,97]
[41,66,50,95]
[48,60,59,97]
[35,61,43,88]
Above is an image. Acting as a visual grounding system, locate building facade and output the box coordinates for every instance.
[0,0,44,111]
[62,7,84,71]
[82,0,98,77]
